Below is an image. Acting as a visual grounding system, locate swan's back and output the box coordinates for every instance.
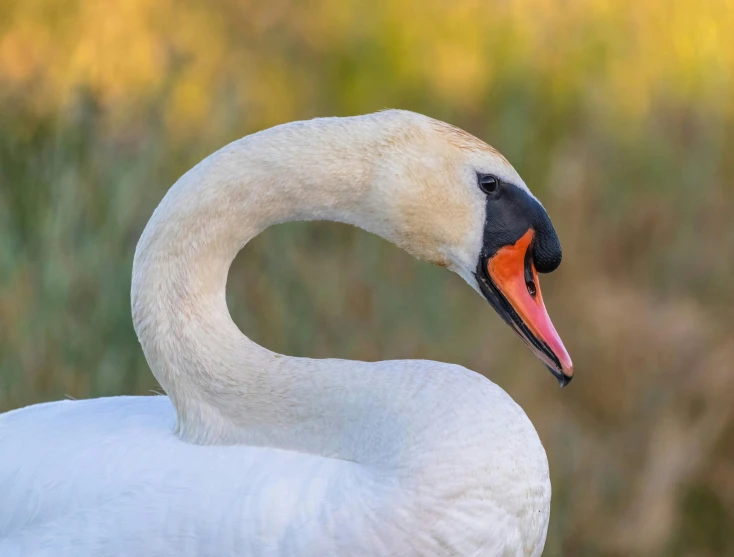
[1,396,363,556]
[0,362,550,557]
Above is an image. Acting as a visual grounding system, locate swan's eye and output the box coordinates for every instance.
[478,175,499,195]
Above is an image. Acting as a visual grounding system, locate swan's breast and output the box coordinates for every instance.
[0,370,549,557]
[318,359,551,556]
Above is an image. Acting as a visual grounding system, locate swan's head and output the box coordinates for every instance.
[372,111,573,385]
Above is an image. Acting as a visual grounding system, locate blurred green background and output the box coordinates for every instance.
[1,0,733,554]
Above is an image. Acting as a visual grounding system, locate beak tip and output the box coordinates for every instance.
[559,362,574,388]
[548,361,574,388]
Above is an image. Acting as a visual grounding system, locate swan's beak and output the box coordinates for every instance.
[478,229,574,387]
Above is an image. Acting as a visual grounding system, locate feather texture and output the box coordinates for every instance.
[0,111,551,556]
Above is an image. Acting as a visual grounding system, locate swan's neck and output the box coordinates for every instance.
[131,113,551,553]
[132,115,416,449]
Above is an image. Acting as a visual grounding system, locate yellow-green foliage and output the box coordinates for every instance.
[1,1,733,555]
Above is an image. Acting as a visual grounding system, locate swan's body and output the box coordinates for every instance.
[0,110,572,556]
[1,373,547,556]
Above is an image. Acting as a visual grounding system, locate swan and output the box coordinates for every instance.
[0,110,573,557]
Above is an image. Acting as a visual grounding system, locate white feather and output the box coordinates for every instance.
[0,110,550,556]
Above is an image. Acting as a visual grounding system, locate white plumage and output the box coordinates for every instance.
[1,110,554,556]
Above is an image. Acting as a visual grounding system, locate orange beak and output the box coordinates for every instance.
[482,230,574,386]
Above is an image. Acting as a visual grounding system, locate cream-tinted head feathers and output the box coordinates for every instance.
[356,110,529,287]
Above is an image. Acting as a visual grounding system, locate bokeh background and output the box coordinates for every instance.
[1,0,733,554]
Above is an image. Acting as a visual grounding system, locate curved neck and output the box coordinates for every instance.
[132,115,407,449]
[130,114,550,553]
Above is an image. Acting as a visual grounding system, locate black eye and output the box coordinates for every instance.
[479,174,499,195]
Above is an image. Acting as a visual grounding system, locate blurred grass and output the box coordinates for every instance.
[1,0,734,554]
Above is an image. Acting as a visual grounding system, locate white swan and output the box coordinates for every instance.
[0,110,573,557]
